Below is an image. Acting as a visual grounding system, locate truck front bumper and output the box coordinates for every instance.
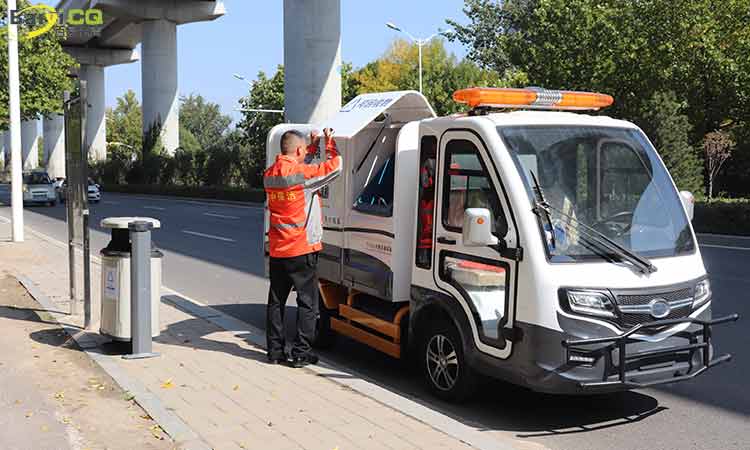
[561,314,738,391]
[466,309,739,395]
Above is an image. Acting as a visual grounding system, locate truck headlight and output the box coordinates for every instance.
[566,289,616,318]
[693,279,711,309]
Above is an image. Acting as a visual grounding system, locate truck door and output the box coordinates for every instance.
[433,130,518,359]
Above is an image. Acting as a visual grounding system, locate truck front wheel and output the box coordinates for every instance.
[420,320,477,402]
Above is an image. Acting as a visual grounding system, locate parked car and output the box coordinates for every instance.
[60,178,102,204]
[22,171,57,206]
[88,178,101,203]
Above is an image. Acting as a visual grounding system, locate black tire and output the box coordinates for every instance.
[49,200,57,207]
[419,319,477,402]
[313,299,337,349]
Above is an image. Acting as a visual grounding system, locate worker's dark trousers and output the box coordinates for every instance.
[266,252,319,360]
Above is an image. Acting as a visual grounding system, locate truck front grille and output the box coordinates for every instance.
[615,287,694,330]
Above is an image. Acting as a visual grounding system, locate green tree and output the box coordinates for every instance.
[0,0,77,127]
[106,90,142,161]
[449,0,749,137]
[179,93,232,151]
[353,38,518,115]
[639,92,704,193]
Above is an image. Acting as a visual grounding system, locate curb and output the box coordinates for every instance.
[15,275,212,450]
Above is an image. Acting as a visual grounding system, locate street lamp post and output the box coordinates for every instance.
[7,0,24,242]
[232,73,285,125]
[386,22,453,94]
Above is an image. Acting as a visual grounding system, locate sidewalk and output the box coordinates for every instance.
[0,274,173,450]
[0,221,529,450]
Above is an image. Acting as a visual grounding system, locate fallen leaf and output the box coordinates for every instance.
[233,385,239,391]
[139,414,152,421]
[25,411,33,418]
[41,425,49,432]
[149,425,165,440]
[61,417,71,424]
[160,379,174,389]
[54,391,65,401]
[123,392,135,401]
[14,400,21,405]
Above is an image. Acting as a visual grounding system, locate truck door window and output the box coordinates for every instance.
[353,153,395,217]
[415,136,437,269]
[441,140,507,237]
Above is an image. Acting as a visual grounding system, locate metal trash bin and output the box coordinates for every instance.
[100,217,163,340]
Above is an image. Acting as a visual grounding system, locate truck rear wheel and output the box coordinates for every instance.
[419,319,477,402]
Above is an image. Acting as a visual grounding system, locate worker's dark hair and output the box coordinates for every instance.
[280,130,306,155]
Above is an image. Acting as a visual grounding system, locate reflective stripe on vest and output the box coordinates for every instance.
[264,173,306,189]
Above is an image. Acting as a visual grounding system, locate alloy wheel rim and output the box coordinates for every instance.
[426,333,459,391]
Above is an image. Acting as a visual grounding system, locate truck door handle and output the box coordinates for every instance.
[437,236,456,245]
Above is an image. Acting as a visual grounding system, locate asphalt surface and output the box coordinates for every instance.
[1,185,748,450]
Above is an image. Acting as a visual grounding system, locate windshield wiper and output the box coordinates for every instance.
[546,203,658,274]
[529,171,556,250]
[528,171,657,274]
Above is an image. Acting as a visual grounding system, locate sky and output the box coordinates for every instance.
[46,1,470,125]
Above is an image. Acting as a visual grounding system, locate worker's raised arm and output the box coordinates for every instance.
[302,128,341,191]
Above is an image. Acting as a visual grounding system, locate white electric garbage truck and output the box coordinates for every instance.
[264,88,738,401]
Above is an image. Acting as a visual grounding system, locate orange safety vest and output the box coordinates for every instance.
[264,139,342,258]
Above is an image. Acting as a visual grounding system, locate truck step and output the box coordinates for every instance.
[330,317,401,358]
[339,304,400,339]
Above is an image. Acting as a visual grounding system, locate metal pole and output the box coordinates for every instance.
[82,210,91,329]
[123,220,158,359]
[7,0,23,242]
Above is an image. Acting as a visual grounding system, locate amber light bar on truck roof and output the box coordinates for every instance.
[453,87,614,111]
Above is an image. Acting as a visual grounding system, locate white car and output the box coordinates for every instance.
[88,180,101,203]
[60,178,102,204]
[22,171,57,206]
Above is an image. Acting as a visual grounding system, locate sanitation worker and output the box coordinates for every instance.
[264,128,341,367]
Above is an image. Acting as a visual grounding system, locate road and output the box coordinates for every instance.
[1,186,748,450]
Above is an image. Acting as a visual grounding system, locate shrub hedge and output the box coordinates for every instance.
[693,198,750,236]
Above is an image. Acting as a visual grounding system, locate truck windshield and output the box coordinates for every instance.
[499,125,695,261]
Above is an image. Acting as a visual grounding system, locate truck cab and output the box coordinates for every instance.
[265,88,738,401]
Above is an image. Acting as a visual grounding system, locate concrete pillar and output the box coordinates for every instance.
[43,114,66,179]
[0,132,5,171]
[21,119,39,170]
[141,19,179,154]
[283,0,342,124]
[79,64,107,161]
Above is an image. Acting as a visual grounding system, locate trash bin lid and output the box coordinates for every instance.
[101,217,162,230]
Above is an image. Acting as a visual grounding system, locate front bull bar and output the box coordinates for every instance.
[562,314,740,390]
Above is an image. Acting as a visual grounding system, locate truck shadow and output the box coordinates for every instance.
[158,299,668,437]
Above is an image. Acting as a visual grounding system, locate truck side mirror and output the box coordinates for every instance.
[462,208,499,247]
[679,191,694,221]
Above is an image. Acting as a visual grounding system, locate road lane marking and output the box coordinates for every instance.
[203,212,240,220]
[697,233,750,240]
[143,206,165,211]
[700,244,750,251]
[181,230,236,242]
